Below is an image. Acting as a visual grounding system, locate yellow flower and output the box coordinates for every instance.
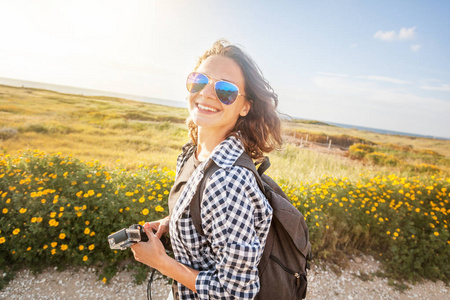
[51,249,56,255]
[79,245,84,251]
[142,208,149,216]
[83,255,88,261]
[61,244,68,251]
[59,233,66,239]
[155,205,164,212]
[85,221,90,226]
[0,237,5,244]
[19,208,27,214]
[102,277,107,283]
[84,228,90,235]
[90,231,95,237]
[386,231,391,235]
[13,228,20,235]
[41,199,46,204]
[393,232,399,237]
[49,219,56,226]
[434,232,439,236]
[2,208,8,214]
[50,212,57,218]
[88,244,95,251]
[43,245,48,249]
[51,242,58,247]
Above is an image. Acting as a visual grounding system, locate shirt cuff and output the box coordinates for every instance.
[195,270,213,300]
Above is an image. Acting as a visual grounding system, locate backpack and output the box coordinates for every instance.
[190,152,312,299]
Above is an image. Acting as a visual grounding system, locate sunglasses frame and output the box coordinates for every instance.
[186,72,248,105]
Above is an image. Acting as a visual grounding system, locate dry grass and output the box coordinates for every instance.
[1,84,449,181]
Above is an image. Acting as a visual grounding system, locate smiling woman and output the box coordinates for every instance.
[130,40,283,300]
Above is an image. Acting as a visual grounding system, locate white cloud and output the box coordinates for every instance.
[420,84,450,92]
[359,75,411,85]
[374,30,397,41]
[374,26,416,41]
[317,72,349,78]
[399,27,416,40]
[411,44,421,52]
[282,75,450,138]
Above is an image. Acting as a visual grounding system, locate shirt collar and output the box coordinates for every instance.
[208,135,245,170]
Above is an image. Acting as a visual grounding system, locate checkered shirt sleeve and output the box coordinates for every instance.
[170,136,273,300]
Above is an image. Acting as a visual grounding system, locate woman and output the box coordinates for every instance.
[131,40,282,299]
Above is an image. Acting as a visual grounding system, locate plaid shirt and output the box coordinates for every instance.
[169,136,273,300]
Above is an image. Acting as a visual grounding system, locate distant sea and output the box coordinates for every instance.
[1,76,448,141]
[0,76,186,109]
[325,121,449,140]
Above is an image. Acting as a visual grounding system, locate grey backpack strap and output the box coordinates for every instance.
[190,152,269,237]
[190,160,220,236]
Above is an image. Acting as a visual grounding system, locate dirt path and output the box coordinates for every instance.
[1,256,448,299]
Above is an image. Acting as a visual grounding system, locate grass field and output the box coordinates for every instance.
[1,84,448,181]
[1,84,449,285]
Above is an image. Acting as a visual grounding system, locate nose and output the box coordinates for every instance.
[199,80,217,100]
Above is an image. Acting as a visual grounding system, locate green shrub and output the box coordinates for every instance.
[0,150,173,284]
[1,150,449,287]
[0,127,18,140]
[280,174,450,282]
[349,143,375,159]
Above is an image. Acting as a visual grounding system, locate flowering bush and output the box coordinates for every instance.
[1,150,449,286]
[349,143,443,173]
[0,150,172,284]
[280,174,449,282]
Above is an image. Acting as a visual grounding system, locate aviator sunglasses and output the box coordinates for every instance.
[186,72,247,105]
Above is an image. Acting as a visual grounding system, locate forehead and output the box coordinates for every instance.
[197,55,245,86]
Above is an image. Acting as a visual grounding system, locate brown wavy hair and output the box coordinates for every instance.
[187,39,282,159]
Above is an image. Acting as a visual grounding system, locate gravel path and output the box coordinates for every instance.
[1,256,448,299]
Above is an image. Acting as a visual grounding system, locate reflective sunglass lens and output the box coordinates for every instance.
[186,72,208,93]
[215,81,239,105]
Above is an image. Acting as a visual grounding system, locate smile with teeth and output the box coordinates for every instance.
[197,103,219,112]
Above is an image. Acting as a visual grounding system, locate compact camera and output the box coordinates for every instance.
[108,224,149,250]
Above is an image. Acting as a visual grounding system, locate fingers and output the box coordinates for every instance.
[143,223,157,240]
[145,221,169,239]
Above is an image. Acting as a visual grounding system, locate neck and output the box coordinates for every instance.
[196,128,228,161]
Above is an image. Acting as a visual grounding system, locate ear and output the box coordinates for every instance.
[240,100,252,117]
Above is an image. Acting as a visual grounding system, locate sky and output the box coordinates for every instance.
[1,0,449,138]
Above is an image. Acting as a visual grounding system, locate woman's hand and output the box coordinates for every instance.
[131,223,168,269]
[145,216,170,239]
[132,217,200,293]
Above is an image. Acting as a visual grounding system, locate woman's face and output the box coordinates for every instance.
[188,55,250,137]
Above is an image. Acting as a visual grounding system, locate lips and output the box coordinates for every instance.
[197,103,219,112]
